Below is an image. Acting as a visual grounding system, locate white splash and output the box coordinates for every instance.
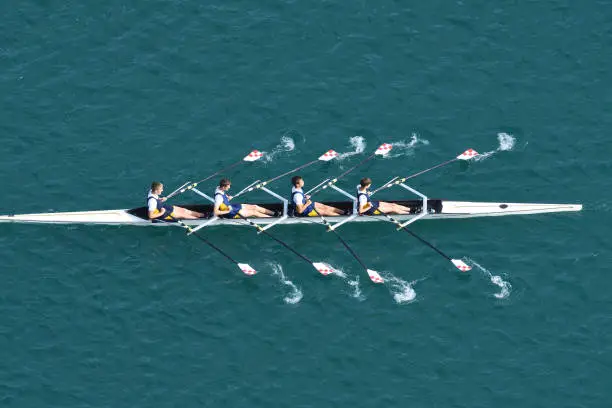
[262,135,296,162]
[466,258,512,299]
[475,132,516,161]
[386,133,430,158]
[269,262,303,304]
[337,136,366,160]
[332,268,365,300]
[383,273,417,304]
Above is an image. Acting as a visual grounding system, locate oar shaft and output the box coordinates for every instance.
[399,228,452,261]
[236,214,313,264]
[170,218,240,264]
[372,158,458,194]
[265,159,318,185]
[403,157,458,182]
[167,158,246,199]
[195,159,245,185]
[378,210,452,261]
[310,153,376,198]
[233,159,319,199]
[332,231,369,271]
[190,231,241,264]
[311,207,369,272]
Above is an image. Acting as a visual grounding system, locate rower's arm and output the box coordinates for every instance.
[213,195,231,216]
[148,208,166,219]
[213,205,231,216]
[294,194,312,214]
[148,198,165,219]
[357,195,371,214]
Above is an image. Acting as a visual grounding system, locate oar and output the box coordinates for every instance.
[234,213,337,276]
[166,150,264,199]
[371,148,479,195]
[313,207,384,283]
[232,149,339,199]
[308,143,393,198]
[376,210,471,272]
[167,217,257,275]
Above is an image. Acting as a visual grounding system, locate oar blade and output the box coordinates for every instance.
[451,259,472,272]
[312,262,336,276]
[456,148,479,160]
[243,150,264,162]
[237,263,257,275]
[318,149,339,161]
[375,143,393,156]
[367,269,384,284]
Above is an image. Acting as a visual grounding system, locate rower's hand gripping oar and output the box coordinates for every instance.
[232,149,339,200]
[234,212,338,276]
[167,150,264,200]
[169,217,257,275]
[371,148,480,195]
[377,210,472,272]
[309,143,393,199]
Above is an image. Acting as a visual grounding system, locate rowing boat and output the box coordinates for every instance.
[0,199,582,226]
[0,144,583,279]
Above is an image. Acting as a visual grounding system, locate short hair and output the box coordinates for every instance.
[151,181,163,191]
[291,176,303,187]
[360,177,372,188]
[219,178,231,187]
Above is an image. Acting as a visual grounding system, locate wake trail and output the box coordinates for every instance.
[466,258,512,299]
[382,272,422,304]
[474,132,516,161]
[337,136,366,160]
[262,135,296,163]
[332,268,365,301]
[269,262,303,304]
[386,133,430,158]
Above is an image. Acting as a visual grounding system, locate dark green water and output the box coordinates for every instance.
[1,1,610,406]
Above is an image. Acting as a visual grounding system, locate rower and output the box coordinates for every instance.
[358,177,413,215]
[290,176,344,217]
[214,179,274,218]
[148,182,205,220]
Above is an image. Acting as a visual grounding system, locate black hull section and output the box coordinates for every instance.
[127,199,444,221]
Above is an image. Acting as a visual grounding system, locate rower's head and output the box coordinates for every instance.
[291,176,304,189]
[151,181,163,194]
[360,177,372,190]
[219,178,231,191]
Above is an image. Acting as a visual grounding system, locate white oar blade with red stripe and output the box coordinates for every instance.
[312,262,336,276]
[318,149,339,161]
[237,263,257,275]
[375,143,393,156]
[456,148,479,160]
[367,269,384,284]
[451,259,472,272]
[243,150,264,162]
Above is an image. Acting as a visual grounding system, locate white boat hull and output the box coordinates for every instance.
[0,201,583,226]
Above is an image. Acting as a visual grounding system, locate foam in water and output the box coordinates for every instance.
[382,273,417,304]
[475,132,516,161]
[337,136,366,160]
[332,268,365,300]
[269,262,303,304]
[386,133,430,158]
[262,135,296,162]
[466,258,512,299]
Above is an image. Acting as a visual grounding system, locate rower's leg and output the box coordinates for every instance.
[378,202,411,215]
[314,202,344,216]
[253,204,274,216]
[172,206,206,219]
[242,204,274,216]
[239,207,273,218]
